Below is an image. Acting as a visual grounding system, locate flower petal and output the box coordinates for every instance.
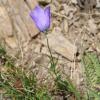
[44,6,51,30]
[30,5,51,32]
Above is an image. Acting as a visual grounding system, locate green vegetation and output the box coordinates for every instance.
[0,45,100,100]
[0,45,51,100]
[82,52,100,100]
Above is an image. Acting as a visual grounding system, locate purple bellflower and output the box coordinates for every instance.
[30,5,51,32]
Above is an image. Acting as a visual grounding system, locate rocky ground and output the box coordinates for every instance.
[0,0,100,99]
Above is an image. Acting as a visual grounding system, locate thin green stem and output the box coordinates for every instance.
[44,31,57,74]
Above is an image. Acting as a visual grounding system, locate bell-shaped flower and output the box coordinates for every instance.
[30,5,51,32]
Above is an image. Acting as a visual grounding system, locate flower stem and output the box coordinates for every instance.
[44,31,56,74]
